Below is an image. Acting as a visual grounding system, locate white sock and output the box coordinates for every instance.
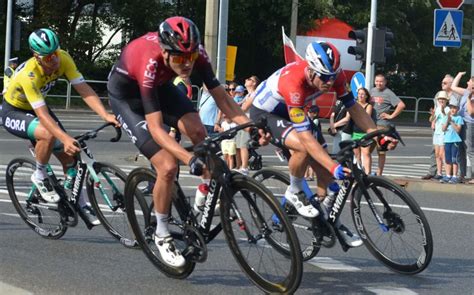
[34,162,48,180]
[289,174,304,194]
[155,211,170,238]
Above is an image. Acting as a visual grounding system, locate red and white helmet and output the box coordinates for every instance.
[158,16,200,54]
[305,41,341,76]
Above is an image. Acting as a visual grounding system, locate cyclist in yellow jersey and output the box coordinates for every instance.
[1,28,118,224]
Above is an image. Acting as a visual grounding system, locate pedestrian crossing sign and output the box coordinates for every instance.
[433,9,463,48]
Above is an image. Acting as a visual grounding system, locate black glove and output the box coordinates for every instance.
[189,156,205,176]
[377,132,399,152]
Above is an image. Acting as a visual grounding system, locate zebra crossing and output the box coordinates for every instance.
[0,159,429,195]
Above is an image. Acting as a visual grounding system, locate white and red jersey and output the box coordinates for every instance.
[253,60,348,132]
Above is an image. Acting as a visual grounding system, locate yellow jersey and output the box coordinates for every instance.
[4,49,84,110]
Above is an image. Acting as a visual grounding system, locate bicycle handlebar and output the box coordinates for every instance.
[336,124,404,162]
[188,117,267,156]
[74,122,122,143]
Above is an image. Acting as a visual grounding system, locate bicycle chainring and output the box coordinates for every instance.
[182,224,207,263]
[57,199,78,227]
[312,217,336,248]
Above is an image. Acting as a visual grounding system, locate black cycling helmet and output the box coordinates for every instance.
[158,16,200,54]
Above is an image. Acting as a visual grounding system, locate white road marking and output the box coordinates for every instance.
[307,257,361,271]
[365,287,418,295]
[0,282,33,295]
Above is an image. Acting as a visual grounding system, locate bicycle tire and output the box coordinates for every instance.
[220,173,303,294]
[124,167,195,279]
[87,162,139,248]
[351,176,433,274]
[253,168,321,261]
[6,157,68,239]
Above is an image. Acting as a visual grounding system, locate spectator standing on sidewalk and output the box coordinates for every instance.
[198,85,219,136]
[422,75,461,179]
[440,103,464,183]
[348,87,375,174]
[233,85,252,174]
[451,72,474,184]
[217,114,238,169]
[430,92,450,180]
[328,99,351,154]
[2,57,19,94]
[370,73,406,175]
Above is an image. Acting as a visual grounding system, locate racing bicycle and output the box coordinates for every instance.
[124,120,303,293]
[6,123,136,247]
[253,126,433,274]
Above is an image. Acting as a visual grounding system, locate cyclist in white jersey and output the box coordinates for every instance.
[249,41,398,247]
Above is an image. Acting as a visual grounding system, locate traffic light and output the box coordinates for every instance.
[348,29,368,62]
[384,29,395,60]
[373,28,395,64]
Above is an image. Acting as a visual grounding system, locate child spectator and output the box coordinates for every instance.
[430,91,450,180]
[218,114,238,169]
[304,105,326,180]
[441,103,464,183]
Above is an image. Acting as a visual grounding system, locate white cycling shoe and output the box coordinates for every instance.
[284,188,319,218]
[337,224,363,248]
[154,235,186,268]
[31,174,60,203]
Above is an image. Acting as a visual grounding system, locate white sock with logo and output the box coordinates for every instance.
[289,174,304,194]
[155,211,170,238]
[34,162,48,180]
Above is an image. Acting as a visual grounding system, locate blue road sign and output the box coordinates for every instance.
[433,9,463,48]
[350,72,366,98]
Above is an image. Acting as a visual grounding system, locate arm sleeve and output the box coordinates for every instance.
[21,76,46,109]
[61,51,85,85]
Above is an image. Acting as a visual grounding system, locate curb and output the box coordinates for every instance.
[123,155,473,196]
[392,178,473,196]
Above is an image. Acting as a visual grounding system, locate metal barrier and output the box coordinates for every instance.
[415,97,435,123]
[399,96,418,123]
[0,75,439,123]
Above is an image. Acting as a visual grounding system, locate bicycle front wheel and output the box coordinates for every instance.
[124,168,195,279]
[351,176,433,274]
[220,173,303,294]
[6,158,67,239]
[86,162,138,248]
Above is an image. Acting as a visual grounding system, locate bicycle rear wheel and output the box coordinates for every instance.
[6,158,67,239]
[124,168,195,279]
[87,162,138,248]
[351,176,433,274]
[220,173,303,294]
[253,169,320,261]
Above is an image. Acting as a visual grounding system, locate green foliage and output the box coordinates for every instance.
[0,0,472,99]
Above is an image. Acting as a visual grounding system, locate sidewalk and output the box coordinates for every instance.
[53,108,434,137]
[392,177,473,196]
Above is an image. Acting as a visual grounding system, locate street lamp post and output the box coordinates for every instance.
[4,0,13,70]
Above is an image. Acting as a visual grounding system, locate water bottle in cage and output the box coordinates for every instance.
[64,167,77,190]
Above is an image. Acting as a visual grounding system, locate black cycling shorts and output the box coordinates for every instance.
[108,77,196,159]
[1,100,65,142]
[249,105,326,149]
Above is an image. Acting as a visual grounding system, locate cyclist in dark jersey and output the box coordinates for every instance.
[107,16,260,267]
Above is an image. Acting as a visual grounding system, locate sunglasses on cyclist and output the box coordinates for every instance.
[169,52,199,64]
[316,72,338,83]
[36,51,59,63]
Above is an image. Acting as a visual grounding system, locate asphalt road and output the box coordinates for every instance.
[0,112,473,294]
